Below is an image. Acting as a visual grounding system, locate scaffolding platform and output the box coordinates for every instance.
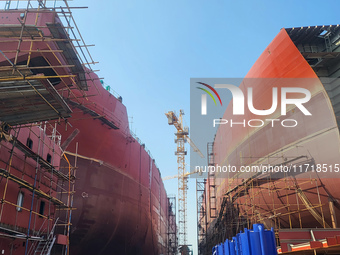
[0,1,98,126]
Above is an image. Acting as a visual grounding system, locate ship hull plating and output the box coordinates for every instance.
[202,28,340,252]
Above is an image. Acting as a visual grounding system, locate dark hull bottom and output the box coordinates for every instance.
[64,156,161,255]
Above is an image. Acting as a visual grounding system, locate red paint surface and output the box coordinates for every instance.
[208,28,340,246]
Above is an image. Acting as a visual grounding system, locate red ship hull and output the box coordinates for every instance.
[201,26,340,253]
[0,7,175,255]
[58,77,170,254]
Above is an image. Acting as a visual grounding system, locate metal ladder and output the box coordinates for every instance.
[33,218,59,255]
[207,142,217,218]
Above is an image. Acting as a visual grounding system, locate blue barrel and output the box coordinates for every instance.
[212,223,277,255]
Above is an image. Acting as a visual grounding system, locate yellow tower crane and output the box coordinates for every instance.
[165,110,204,249]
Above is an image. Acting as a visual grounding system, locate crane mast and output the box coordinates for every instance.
[165,110,189,248]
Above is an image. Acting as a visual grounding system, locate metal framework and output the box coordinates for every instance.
[0,122,76,255]
[167,195,177,255]
[201,153,340,254]
[0,0,100,127]
[0,1,97,254]
[207,142,216,219]
[196,178,207,255]
[285,25,340,125]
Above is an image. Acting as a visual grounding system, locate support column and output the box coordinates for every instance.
[329,199,337,229]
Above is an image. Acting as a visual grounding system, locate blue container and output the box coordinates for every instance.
[223,239,237,255]
[218,243,224,255]
[224,240,230,255]
[237,224,277,255]
[234,236,242,255]
[212,243,224,255]
[212,224,277,255]
[230,240,236,255]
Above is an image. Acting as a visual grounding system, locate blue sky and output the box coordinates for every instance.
[67,1,339,254]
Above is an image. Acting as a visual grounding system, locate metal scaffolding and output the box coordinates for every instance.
[0,122,76,255]
[0,0,100,127]
[207,142,216,219]
[196,178,207,255]
[200,155,339,254]
[167,195,177,255]
[0,1,97,254]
